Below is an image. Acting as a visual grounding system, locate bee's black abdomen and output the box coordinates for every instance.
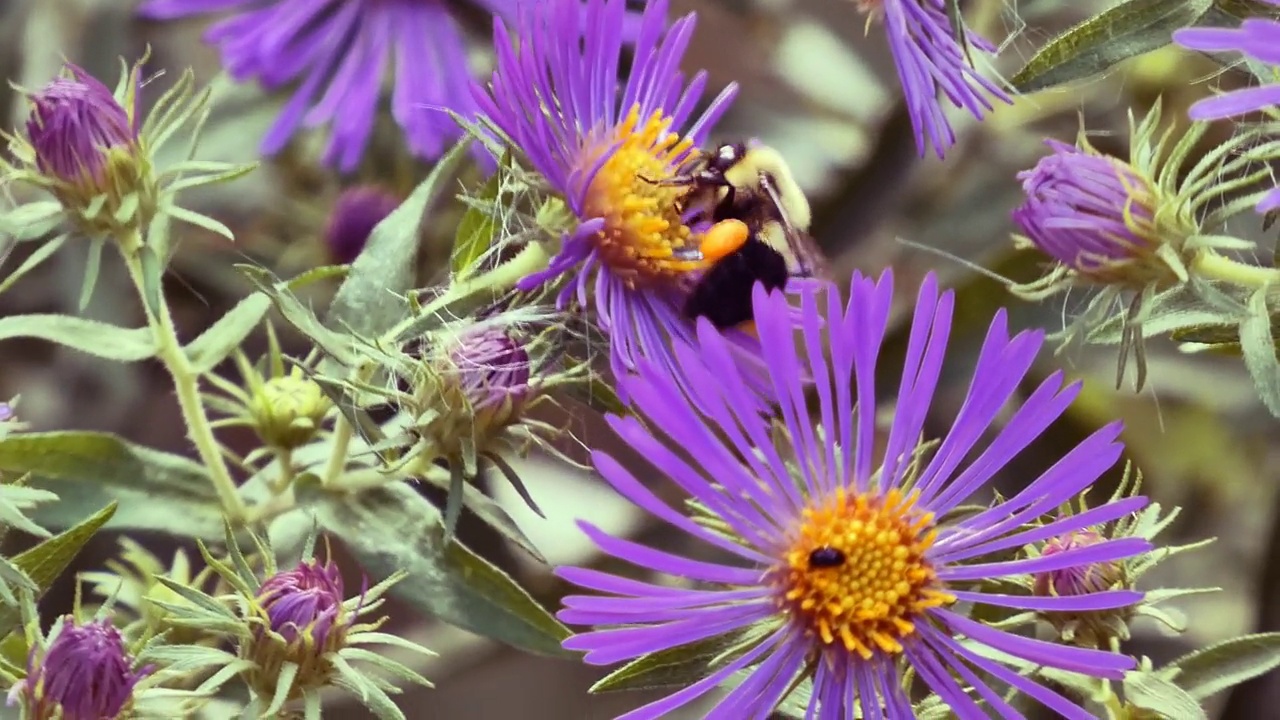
[683,238,790,329]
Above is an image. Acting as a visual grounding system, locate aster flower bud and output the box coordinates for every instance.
[247,372,331,450]
[448,327,533,420]
[1013,140,1168,285]
[408,324,538,471]
[242,559,352,700]
[1034,531,1128,598]
[11,617,150,720]
[325,185,401,264]
[15,64,156,241]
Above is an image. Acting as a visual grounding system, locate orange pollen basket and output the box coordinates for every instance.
[775,487,954,660]
[581,105,725,287]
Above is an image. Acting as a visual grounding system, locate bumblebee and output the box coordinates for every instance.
[652,142,826,330]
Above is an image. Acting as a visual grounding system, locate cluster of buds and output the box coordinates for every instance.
[0,56,251,256]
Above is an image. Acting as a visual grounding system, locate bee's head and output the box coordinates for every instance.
[707,142,746,174]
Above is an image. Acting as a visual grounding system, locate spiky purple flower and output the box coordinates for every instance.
[25,65,137,189]
[137,0,515,171]
[12,617,148,720]
[1013,139,1163,281]
[325,185,401,264]
[856,0,1011,158]
[256,558,348,647]
[557,270,1149,719]
[1174,7,1280,212]
[473,0,752,390]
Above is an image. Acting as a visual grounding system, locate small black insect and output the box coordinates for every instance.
[808,546,846,569]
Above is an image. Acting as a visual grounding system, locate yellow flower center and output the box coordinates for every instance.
[581,105,707,287]
[776,487,954,660]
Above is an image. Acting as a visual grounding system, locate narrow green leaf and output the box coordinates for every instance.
[316,483,571,657]
[1124,671,1209,720]
[326,137,473,339]
[77,238,105,312]
[185,293,271,373]
[452,155,506,280]
[0,201,62,241]
[1168,632,1280,700]
[0,502,116,636]
[0,432,224,540]
[238,265,357,366]
[592,630,760,693]
[0,314,155,361]
[139,246,165,319]
[0,235,65,297]
[1239,288,1280,417]
[414,467,547,563]
[1010,0,1214,93]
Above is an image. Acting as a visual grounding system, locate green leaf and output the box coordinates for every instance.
[1239,288,1280,417]
[413,465,546,563]
[184,293,271,373]
[1167,632,1280,700]
[314,483,571,658]
[452,153,507,280]
[0,314,155,361]
[592,630,762,693]
[1010,0,1214,93]
[0,502,116,636]
[78,238,105,311]
[238,265,358,366]
[0,235,65,297]
[1124,670,1209,720]
[326,137,473,340]
[138,245,166,319]
[0,432,224,540]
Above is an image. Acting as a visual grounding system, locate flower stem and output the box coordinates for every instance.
[124,253,247,522]
[321,417,353,489]
[385,241,550,342]
[1190,251,1280,290]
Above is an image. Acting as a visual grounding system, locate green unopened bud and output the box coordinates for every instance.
[248,374,330,450]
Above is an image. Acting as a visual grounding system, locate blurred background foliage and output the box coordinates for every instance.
[0,0,1277,717]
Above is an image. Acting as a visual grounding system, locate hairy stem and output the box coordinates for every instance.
[125,253,247,522]
[320,417,353,488]
[1189,251,1280,290]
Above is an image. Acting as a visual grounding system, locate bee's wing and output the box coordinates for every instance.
[758,174,828,278]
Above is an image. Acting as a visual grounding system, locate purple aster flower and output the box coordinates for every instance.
[137,0,516,171]
[557,270,1150,718]
[856,0,1011,158]
[1013,139,1164,283]
[1174,8,1280,212]
[473,0,758,391]
[25,65,137,189]
[256,558,349,647]
[325,185,401,264]
[12,617,149,720]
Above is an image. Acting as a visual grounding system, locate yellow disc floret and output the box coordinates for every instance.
[776,487,954,660]
[582,105,707,286]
